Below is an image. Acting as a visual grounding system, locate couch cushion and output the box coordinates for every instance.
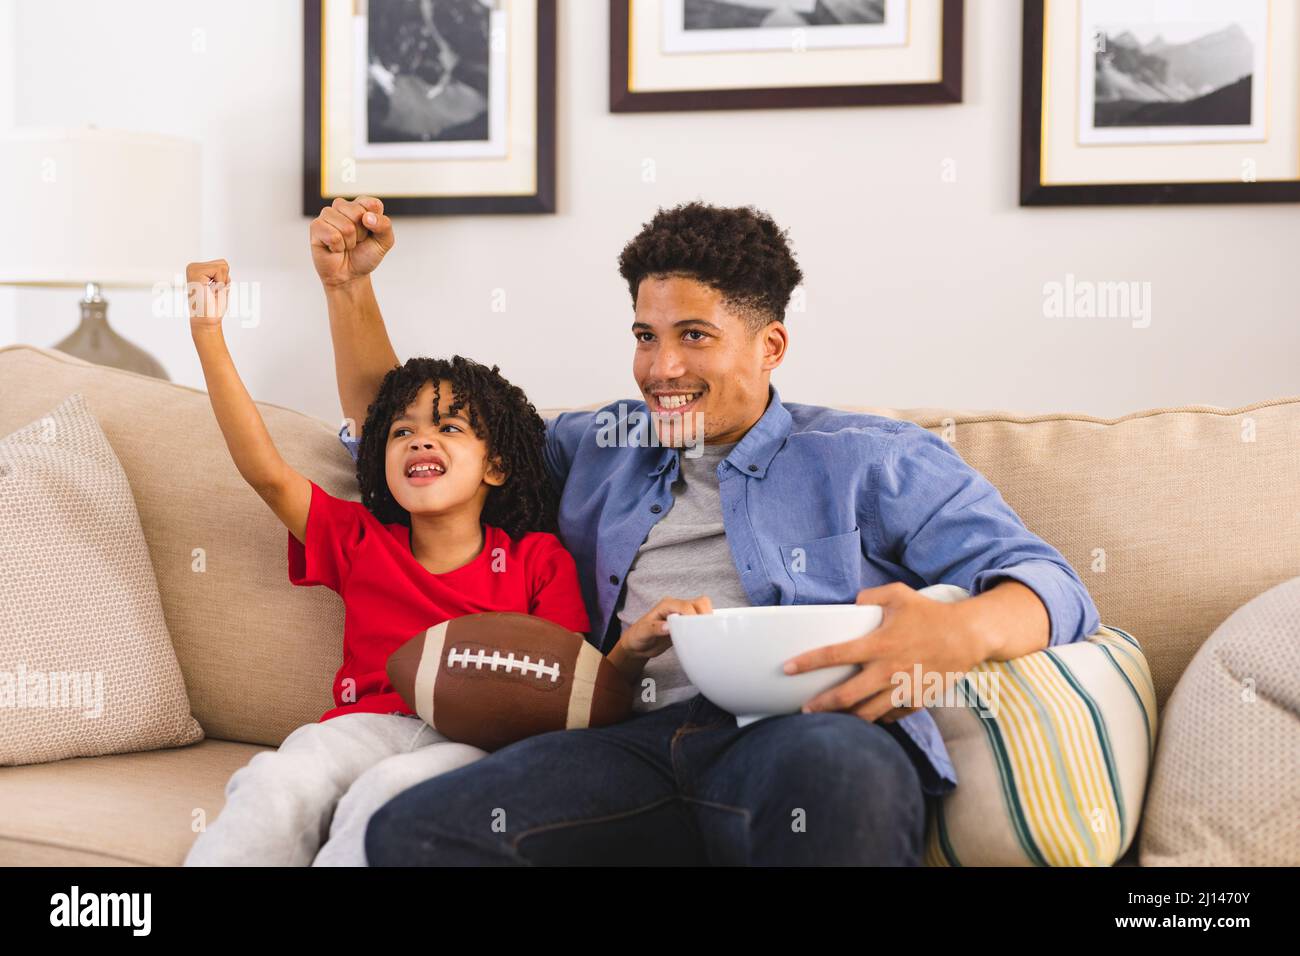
[924,622,1157,866]
[0,345,348,747]
[911,586,1157,866]
[1139,576,1300,866]
[0,738,268,866]
[1,393,204,764]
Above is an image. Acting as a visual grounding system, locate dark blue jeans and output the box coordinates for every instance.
[364,694,926,865]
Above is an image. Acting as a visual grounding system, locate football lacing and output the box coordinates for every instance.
[446,647,561,682]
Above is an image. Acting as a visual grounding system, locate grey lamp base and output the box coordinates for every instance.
[52,292,169,381]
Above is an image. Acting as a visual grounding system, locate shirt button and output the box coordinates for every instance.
[748,464,758,472]
[650,504,662,514]
[609,574,619,585]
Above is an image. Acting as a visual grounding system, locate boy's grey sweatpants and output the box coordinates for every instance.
[184,712,486,866]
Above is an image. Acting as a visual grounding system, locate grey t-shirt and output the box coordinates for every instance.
[615,441,752,713]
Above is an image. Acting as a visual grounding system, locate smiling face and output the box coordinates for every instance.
[384,380,504,519]
[632,275,788,448]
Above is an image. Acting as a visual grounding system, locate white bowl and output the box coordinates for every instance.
[667,603,882,726]
[667,585,970,725]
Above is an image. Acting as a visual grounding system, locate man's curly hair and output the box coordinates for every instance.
[617,201,803,331]
[355,356,555,540]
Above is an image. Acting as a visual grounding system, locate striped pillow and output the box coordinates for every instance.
[921,612,1157,866]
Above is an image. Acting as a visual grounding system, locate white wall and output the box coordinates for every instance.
[6,0,1298,422]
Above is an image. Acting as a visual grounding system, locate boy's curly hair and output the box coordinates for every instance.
[355,356,555,540]
[616,201,803,331]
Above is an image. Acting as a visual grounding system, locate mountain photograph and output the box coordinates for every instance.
[684,0,886,31]
[1093,22,1254,128]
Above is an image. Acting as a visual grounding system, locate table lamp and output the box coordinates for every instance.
[0,127,201,380]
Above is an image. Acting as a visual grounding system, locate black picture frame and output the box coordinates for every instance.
[303,0,557,216]
[609,0,963,113]
[1020,0,1300,206]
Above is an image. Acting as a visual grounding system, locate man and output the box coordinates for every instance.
[308,197,1100,865]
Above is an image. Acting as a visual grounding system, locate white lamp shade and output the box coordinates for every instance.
[0,127,200,289]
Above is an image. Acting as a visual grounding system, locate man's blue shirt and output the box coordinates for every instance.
[340,386,1100,795]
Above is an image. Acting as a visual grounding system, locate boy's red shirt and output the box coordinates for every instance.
[288,480,590,722]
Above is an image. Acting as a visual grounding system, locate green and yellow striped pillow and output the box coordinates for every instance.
[923,624,1157,866]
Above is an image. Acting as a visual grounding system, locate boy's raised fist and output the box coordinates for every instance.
[186,259,230,326]
[309,196,395,288]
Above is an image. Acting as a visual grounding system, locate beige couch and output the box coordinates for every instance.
[2,342,1298,866]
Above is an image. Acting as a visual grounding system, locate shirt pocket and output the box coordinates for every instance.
[779,528,863,605]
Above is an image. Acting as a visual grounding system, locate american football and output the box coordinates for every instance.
[386,612,633,752]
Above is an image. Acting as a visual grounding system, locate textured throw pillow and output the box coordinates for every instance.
[1139,576,1300,866]
[917,586,1158,866]
[0,393,204,765]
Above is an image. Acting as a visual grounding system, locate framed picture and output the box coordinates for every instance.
[1021,0,1300,205]
[610,0,963,112]
[303,0,556,216]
